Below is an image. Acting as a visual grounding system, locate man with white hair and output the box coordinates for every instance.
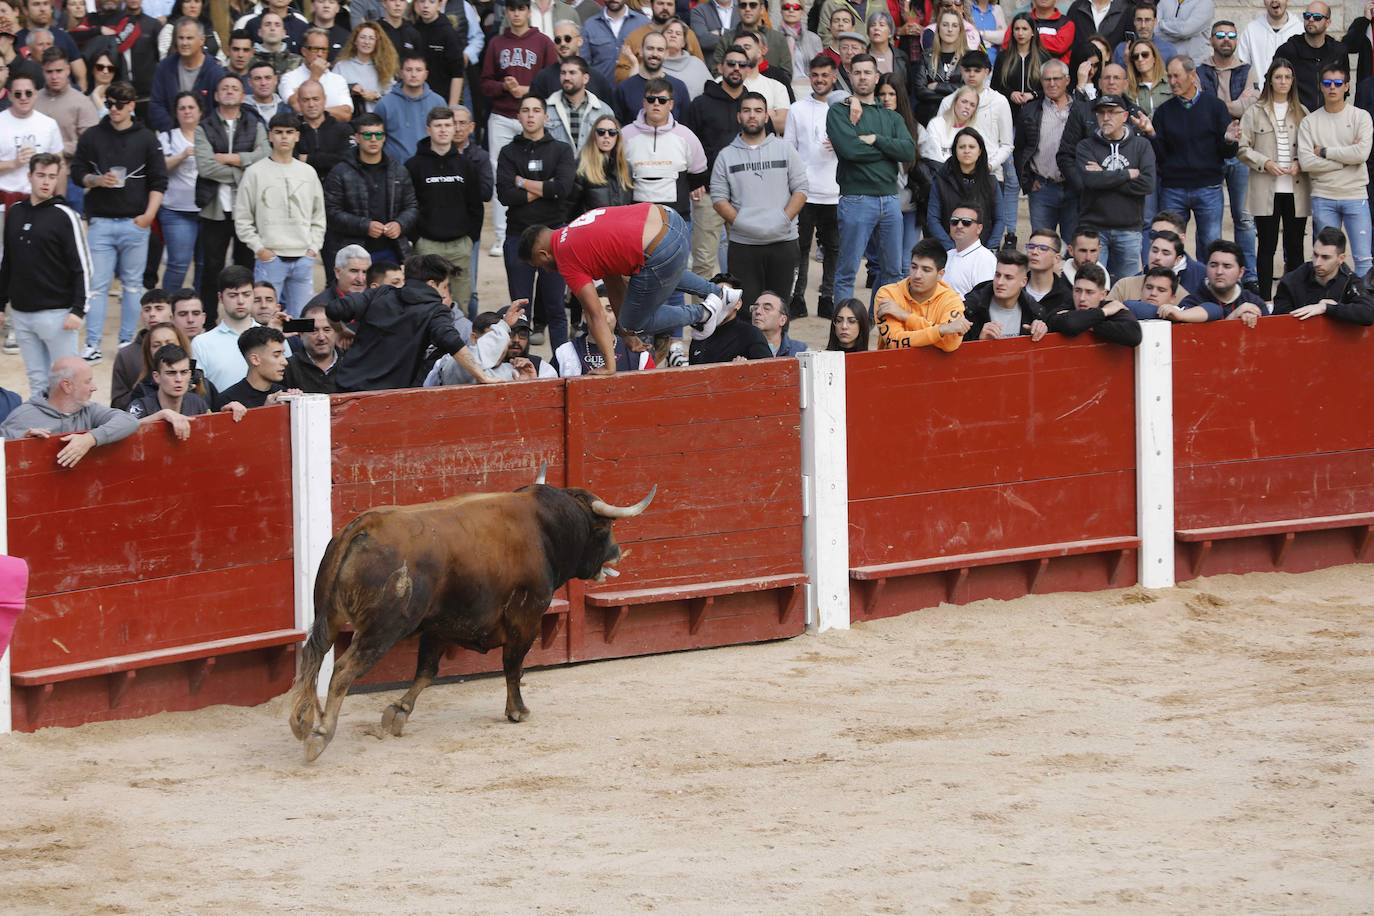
[0,357,139,467]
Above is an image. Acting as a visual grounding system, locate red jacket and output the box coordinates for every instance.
[1004,9,1075,62]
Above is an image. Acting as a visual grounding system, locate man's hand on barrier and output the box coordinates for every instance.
[160,411,192,441]
[55,431,96,468]
[221,401,248,422]
[979,323,1001,340]
[1227,302,1262,327]
[1291,300,1331,320]
[1100,299,1126,317]
[21,428,52,439]
[939,313,972,336]
[510,357,537,380]
[1027,319,1049,342]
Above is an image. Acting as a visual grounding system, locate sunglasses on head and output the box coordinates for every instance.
[1212,30,1237,39]
[949,216,977,227]
[1322,78,1346,87]
[595,127,619,136]
[359,130,385,139]
[1303,11,1326,19]
[644,94,671,104]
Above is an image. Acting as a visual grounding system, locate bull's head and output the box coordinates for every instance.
[567,486,656,582]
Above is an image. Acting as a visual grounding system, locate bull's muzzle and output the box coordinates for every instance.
[591,486,657,520]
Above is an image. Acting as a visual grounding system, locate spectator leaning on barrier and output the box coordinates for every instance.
[234,111,327,317]
[110,290,171,411]
[1271,226,1374,323]
[215,324,295,408]
[1110,228,1192,303]
[0,153,88,399]
[1297,61,1374,277]
[710,91,808,309]
[1024,227,1075,312]
[1177,238,1268,325]
[193,264,258,390]
[749,291,807,357]
[326,253,502,390]
[0,356,139,466]
[1121,265,1186,321]
[128,343,248,431]
[282,302,341,393]
[1043,261,1143,347]
[962,248,1049,342]
[874,238,969,351]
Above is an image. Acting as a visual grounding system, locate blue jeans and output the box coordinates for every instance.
[65,178,84,215]
[1158,184,1224,263]
[621,208,717,335]
[503,234,569,348]
[86,217,151,348]
[159,208,201,292]
[1222,157,1258,283]
[1311,197,1374,275]
[11,308,77,397]
[991,168,1020,246]
[835,194,903,303]
[254,253,317,317]
[1028,179,1078,243]
[1100,228,1142,281]
[1139,184,1159,264]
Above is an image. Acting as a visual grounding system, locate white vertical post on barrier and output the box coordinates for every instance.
[799,351,851,631]
[1135,320,1175,589]
[0,440,9,735]
[288,394,334,698]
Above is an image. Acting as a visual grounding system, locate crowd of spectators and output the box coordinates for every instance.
[2,0,1374,463]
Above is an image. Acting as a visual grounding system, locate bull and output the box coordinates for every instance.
[286,465,654,762]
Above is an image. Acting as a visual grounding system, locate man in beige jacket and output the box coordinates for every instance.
[1297,60,1374,275]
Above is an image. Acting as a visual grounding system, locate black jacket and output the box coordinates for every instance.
[1073,126,1155,231]
[406,137,491,241]
[910,50,965,123]
[1015,94,1075,188]
[530,60,614,106]
[324,151,420,256]
[0,196,89,316]
[1053,96,1097,191]
[85,13,161,97]
[1275,33,1347,112]
[71,116,169,218]
[282,352,340,393]
[688,316,771,364]
[496,132,576,234]
[1045,301,1143,346]
[1030,272,1074,315]
[415,14,467,100]
[1272,263,1374,325]
[1066,0,1130,57]
[686,79,744,174]
[962,280,1048,341]
[195,107,267,208]
[1346,17,1374,88]
[570,165,633,218]
[326,279,468,391]
[295,117,354,183]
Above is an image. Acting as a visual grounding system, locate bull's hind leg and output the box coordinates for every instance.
[381,631,444,738]
[502,635,537,723]
[288,609,343,742]
[304,631,398,763]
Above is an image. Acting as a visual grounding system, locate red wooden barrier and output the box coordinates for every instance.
[846,336,1140,619]
[1173,320,1374,579]
[7,408,298,730]
[571,361,807,659]
[329,383,569,685]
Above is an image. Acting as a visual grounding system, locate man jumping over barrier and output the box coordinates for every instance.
[518,202,743,375]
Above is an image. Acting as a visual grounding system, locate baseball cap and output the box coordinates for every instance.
[1093,94,1128,111]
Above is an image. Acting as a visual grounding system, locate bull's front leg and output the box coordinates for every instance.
[501,635,536,723]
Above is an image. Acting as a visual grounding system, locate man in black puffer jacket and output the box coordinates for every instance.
[685,50,748,281]
[323,112,419,270]
[1272,226,1374,324]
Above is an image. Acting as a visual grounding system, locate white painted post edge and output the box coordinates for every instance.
[1134,321,1175,589]
[288,394,334,699]
[798,351,851,632]
[0,439,10,735]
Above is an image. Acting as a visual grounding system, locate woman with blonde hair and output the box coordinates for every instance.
[333,21,398,113]
[1126,39,1170,117]
[913,9,971,121]
[1239,57,1310,301]
[920,84,979,163]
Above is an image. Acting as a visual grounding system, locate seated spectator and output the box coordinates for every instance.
[283,303,341,392]
[327,253,501,390]
[1177,239,1268,325]
[496,309,559,379]
[307,245,371,313]
[1148,211,1207,293]
[1023,227,1075,312]
[110,291,172,411]
[749,291,808,356]
[215,325,296,408]
[192,265,259,391]
[942,203,997,297]
[688,274,771,364]
[128,343,246,433]
[1122,267,1188,321]
[826,299,872,353]
[1109,229,1194,304]
[1043,262,1143,347]
[554,298,655,376]
[427,306,536,385]
[963,248,1049,341]
[874,239,970,351]
[0,356,139,466]
[368,262,405,288]
[1272,226,1374,324]
[1062,228,1110,288]
[323,113,419,266]
[170,289,208,341]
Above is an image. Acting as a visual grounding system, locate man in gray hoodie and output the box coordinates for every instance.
[1,356,139,467]
[710,91,808,307]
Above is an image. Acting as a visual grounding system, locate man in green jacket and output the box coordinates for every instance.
[826,53,915,302]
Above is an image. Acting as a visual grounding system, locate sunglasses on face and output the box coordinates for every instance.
[554,34,576,42]
[738,1,760,7]
[1133,51,1152,59]
[1322,78,1346,87]
[94,62,115,72]
[644,95,671,104]
[782,2,802,8]
[304,45,329,53]
[109,98,135,108]
[1303,11,1326,19]
[359,130,385,139]
[722,59,746,68]
[949,217,976,227]
[1212,30,1237,39]
[595,127,619,136]
[11,89,34,98]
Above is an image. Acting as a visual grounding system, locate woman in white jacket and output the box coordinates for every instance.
[933,56,1016,244]
[920,85,979,164]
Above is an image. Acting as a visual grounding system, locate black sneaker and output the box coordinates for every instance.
[788,296,808,319]
[1242,278,1262,296]
[817,296,834,319]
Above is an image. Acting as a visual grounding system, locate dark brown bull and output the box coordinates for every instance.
[287,467,654,762]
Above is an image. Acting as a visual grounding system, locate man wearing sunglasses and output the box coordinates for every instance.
[323,112,419,268]
[1275,0,1347,111]
[613,30,689,125]
[1297,61,1374,276]
[710,0,791,79]
[1199,20,1260,291]
[531,22,615,102]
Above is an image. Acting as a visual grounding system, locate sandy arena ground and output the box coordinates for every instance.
[2,566,1372,913]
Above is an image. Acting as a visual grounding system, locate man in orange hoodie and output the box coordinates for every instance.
[875,239,971,350]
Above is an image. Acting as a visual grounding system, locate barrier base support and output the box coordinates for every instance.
[1176,512,1374,577]
[585,574,809,645]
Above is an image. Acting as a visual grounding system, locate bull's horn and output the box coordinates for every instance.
[591,485,657,519]
[534,461,547,485]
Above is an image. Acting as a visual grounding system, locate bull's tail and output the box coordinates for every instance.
[287,520,370,742]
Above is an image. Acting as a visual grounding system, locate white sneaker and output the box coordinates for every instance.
[667,341,686,367]
[488,240,503,257]
[2,332,16,354]
[81,345,102,363]
[694,293,726,339]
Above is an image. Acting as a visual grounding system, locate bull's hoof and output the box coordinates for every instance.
[304,730,332,763]
[288,703,315,742]
[505,706,530,723]
[381,703,409,737]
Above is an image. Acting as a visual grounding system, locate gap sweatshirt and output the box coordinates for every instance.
[709,133,808,246]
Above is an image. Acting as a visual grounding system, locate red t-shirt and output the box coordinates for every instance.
[549,203,652,292]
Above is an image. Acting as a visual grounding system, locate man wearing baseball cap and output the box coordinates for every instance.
[1072,93,1156,280]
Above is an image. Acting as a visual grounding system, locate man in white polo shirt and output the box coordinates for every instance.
[192,265,260,390]
[279,28,354,122]
[942,204,996,297]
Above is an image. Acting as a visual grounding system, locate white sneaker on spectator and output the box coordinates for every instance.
[488,239,503,257]
[81,345,102,363]
[117,339,135,349]
[2,332,16,354]
[667,341,686,367]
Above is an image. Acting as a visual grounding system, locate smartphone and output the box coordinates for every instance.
[283,318,316,333]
